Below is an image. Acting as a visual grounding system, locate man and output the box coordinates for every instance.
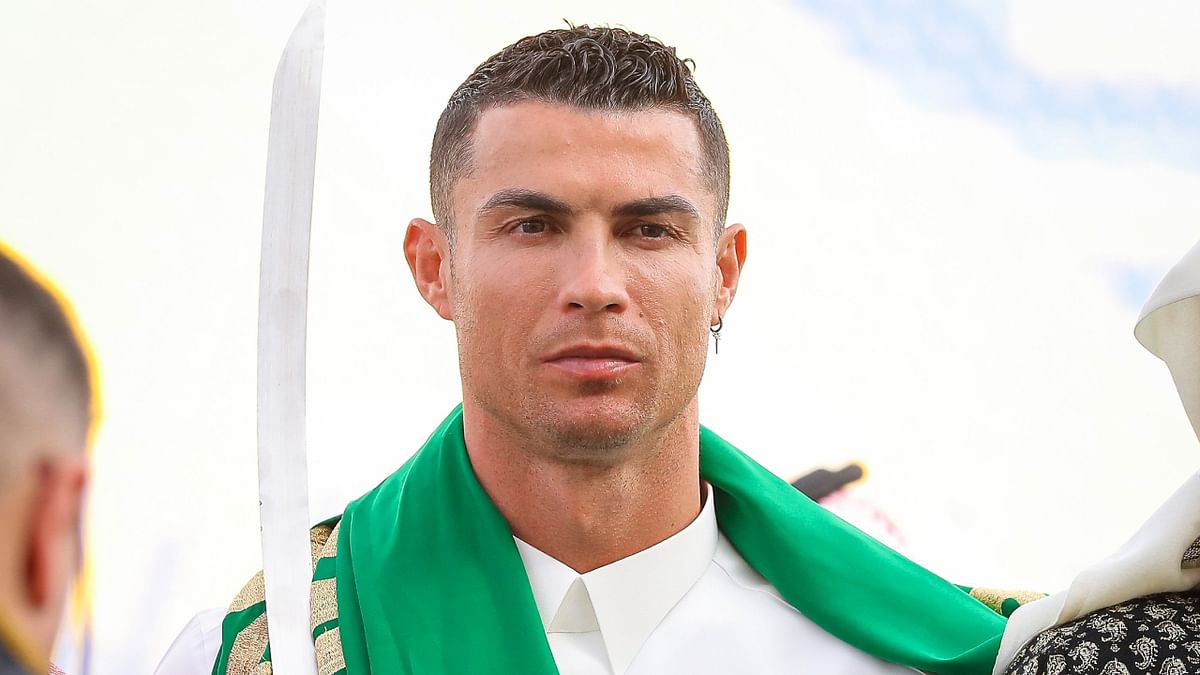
[0,246,92,674]
[176,26,1029,675]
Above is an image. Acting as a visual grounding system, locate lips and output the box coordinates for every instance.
[545,344,640,362]
[543,344,642,379]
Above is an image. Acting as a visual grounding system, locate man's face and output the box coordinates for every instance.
[427,102,740,460]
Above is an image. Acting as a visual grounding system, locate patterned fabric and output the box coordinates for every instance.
[1182,536,1200,570]
[219,521,341,675]
[1003,592,1200,675]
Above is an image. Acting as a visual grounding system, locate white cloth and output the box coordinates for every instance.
[993,239,1200,674]
[153,608,226,675]
[993,471,1200,673]
[515,484,914,675]
[1136,238,1200,441]
[156,487,913,674]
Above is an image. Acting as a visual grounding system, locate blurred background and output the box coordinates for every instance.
[3,0,1199,671]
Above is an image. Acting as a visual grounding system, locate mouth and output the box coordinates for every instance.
[543,344,642,379]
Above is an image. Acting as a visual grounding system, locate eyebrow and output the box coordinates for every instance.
[611,195,701,221]
[477,189,575,219]
[475,189,701,222]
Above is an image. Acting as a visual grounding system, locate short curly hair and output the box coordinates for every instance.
[430,26,730,240]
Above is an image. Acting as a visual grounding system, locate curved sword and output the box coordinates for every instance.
[257,1,325,673]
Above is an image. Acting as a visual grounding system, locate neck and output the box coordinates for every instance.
[463,402,703,574]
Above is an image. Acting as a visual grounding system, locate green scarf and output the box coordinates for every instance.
[234,406,1007,673]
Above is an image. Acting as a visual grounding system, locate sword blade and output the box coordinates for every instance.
[257,1,325,673]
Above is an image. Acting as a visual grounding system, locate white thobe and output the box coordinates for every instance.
[513,483,914,674]
[155,485,914,674]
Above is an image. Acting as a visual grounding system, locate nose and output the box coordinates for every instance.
[558,232,629,315]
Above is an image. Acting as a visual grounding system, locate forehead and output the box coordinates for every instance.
[458,102,713,218]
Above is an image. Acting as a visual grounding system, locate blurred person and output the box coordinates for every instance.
[156,26,1035,675]
[0,246,92,674]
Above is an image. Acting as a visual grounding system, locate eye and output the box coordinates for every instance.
[637,224,671,239]
[514,219,548,235]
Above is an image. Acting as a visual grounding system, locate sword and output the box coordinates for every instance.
[257,1,325,673]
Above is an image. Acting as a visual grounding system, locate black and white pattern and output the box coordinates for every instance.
[1004,592,1200,675]
[1183,537,1200,570]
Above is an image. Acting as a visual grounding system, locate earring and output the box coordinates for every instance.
[710,317,723,354]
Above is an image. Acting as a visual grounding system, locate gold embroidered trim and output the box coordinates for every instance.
[311,578,339,629]
[227,614,270,675]
[315,626,347,675]
[229,571,266,613]
[224,522,343,674]
[310,522,334,561]
[969,587,1046,614]
[319,521,340,560]
[312,521,344,672]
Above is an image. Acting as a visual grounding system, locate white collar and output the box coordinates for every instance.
[514,483,718,675]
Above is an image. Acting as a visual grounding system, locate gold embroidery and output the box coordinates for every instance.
[223,522,344,674]
[969,587,1045,614]
[312,521,344,672]
[315,626,347,675]
[311,578,339,629]
[310,522,334,562]
[229,571,266,613]
[319,521,341,560]
[227,614,270,675]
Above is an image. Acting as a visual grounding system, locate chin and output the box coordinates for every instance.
[537,399,653,455]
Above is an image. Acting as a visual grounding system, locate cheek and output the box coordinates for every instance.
[633,259,714,346]
[453,255,555,354]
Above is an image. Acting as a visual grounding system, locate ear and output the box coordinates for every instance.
[713,223,748,323]
[404,218,454,321]
[26,455,87,611]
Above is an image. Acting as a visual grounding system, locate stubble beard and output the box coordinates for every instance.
[451,268,710,467]
[468,365,661,465]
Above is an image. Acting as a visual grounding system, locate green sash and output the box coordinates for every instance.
[336,406,1004,673]
[224,405,1008,673]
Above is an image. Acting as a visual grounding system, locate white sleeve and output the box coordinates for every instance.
[153,608,227,675]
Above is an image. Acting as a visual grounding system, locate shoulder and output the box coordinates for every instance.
[153,608,227,675]
[212,521,341,675]
[1002,592,1200,675]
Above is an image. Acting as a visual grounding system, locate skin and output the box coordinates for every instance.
[405,101,747,573]
[0,343,88,667]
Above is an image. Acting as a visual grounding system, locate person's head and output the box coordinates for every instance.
[405,26,747,463]
[0,246,91,665]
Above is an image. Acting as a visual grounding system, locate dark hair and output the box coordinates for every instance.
[430,25,730,239]
[0,247,93,440]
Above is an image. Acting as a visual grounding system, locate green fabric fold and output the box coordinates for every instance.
[216,405,1007,673]
[334,406,1004,674]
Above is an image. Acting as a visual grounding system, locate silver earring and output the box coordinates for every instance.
[710,317,723,354]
